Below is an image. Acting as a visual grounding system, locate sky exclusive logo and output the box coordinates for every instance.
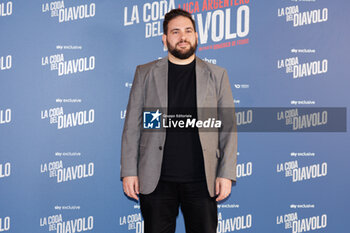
[217,203,240,209]
[41,1,96,23]
[290,152,315,158]
[40,214,93,232]
[40,160,94,183]
[278,5,328,27]
[55,152,81,157]
[276,212,327,233]
[41,53,95,77]
[290,204,315,209]
[41,107,95,129]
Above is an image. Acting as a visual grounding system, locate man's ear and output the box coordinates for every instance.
[195,31,199,44]
[162,34,167,49]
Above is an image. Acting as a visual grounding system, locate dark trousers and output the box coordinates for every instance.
[139,179,218,233]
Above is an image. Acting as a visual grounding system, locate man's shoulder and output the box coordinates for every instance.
[134,56,228,76]
[136,57,165,72]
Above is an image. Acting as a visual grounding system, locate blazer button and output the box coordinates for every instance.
[159,146,163,150]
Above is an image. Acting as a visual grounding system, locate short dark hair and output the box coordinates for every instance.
[163,9,196,35]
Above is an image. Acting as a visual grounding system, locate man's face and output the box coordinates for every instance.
[162,16,198,60]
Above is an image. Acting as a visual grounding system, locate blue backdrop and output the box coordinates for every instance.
[0,0,349,232]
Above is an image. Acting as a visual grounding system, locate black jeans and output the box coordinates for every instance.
[139,179,218,233]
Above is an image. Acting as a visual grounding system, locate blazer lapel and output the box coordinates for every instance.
[153,56,209,114]
[195,56,209,108]
[153,56,168,114]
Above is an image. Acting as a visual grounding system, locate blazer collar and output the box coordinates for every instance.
[153,55,209,112]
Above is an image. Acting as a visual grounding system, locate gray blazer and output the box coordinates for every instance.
[121,56,237,197]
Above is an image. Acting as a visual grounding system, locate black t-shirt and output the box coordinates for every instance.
[160,59,206,182]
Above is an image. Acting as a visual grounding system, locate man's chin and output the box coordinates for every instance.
[177,50,190,55]
[168,45,196,59]
[176,46,189,51]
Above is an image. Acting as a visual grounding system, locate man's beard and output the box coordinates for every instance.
[167,40,197,60]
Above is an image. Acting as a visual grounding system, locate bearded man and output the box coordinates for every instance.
[121,8,237,233]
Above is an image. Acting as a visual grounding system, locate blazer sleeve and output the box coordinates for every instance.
[120,65,143,179]
[216,69,238,182]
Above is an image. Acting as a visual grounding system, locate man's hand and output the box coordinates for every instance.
[123,176,140,201]
[215,177,232,202]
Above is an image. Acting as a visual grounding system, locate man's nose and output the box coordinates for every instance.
[180,31,186,40]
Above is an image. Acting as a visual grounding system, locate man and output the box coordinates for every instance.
[121,8,237,233]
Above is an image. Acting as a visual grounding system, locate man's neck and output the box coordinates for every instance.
[168,53,195,65]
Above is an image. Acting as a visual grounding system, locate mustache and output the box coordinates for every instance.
[176,40,190,45]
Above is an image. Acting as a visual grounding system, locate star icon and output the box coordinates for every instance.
[150,109,161,122]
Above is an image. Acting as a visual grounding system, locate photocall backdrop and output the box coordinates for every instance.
[0,0,349,233]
